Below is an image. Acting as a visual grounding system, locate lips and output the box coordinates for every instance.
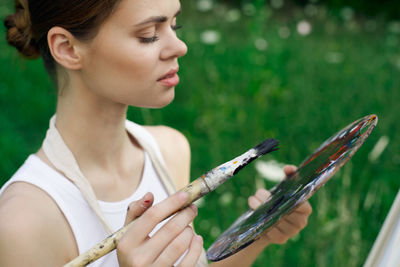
[158,67,180,87]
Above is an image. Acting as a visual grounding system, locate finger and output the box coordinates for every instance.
[283,165,297,176]
[154,226,194,266]
[124,192,154,225]
[142,204,198,260]
[255,188,271,202]
[282,212,309,231]
[264,226,288,245]
[248,195,262,210]
[122,192,189,245]
[178,234,203,267]
[275,219,300,238]
[248,196,262,210]
[249,188,271,209]
[262,210,308,245]
[292,201,312,215]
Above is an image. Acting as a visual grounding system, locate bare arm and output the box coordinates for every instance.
[0,183,77,267]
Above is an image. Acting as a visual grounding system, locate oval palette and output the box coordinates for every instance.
[207,114,378,261]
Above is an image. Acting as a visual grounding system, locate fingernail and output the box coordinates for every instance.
[143,192,152,199]
[190,204,198,214]
[196,235,203,244]
[140,193,152,210]
[142,192,153,204]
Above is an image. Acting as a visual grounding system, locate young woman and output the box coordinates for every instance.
[0,0,312,266]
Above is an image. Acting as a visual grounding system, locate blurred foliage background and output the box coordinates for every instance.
[0,0,399,266]
[226,0,400,20]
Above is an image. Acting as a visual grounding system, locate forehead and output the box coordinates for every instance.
[112,0,181,24]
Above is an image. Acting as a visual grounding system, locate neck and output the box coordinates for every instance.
[38,73,146,201]
[55,77,134,171]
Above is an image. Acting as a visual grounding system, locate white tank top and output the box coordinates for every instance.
[0,120,208,267]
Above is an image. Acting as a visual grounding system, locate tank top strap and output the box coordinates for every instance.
[125,121,209,267]
[41,116,178,233]
[39,116,207,266]
[42,115,114,234]
[125,120,177,195]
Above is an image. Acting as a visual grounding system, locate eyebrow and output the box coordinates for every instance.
[135,7,182,27]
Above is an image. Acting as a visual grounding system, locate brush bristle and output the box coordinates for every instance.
[254,138,279,155]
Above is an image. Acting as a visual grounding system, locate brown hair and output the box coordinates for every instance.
[4,0,121,76]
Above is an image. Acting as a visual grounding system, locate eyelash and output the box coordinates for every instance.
[172,25,182,31]
[140,36,160,44]
[139,24,182,44]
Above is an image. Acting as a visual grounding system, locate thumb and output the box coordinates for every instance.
[283,165,298,178]
[124,192,154,225]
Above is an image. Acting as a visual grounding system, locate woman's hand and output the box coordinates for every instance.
[117,192,204,267]
[248,165,312,245]
[209,165,312,267]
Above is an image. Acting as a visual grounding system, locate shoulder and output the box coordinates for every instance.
[0,182,77,266]
[144,125,191,189]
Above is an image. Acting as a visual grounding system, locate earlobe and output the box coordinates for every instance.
[47,27,83,70]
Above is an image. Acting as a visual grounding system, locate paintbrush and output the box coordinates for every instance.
[64,138,279,267]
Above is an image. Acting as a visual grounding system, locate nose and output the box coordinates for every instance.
[160,31,188,60]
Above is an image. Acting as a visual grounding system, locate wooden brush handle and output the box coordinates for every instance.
[63,138,279,267]
[63,178,207,267]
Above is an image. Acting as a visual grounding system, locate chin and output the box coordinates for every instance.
[137,90,175,109]
[154,95,175,108]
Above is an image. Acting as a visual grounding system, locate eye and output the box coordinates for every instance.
[172,25,182,31]
[171,15,182,32]
[137,26,159,44]
[139,35,160,44]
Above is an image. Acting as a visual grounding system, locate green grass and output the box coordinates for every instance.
[1,1,399,266]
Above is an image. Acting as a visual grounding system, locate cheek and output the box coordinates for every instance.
[100,43,158,80]
[80,40,173,107]
[124,48,159,78]
[84,41,160,92]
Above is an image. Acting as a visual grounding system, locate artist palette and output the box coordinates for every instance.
[206,114,378,261]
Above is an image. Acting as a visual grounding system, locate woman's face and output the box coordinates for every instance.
[78,0,187,108]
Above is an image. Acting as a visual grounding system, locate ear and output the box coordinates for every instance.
[47,26,84,70]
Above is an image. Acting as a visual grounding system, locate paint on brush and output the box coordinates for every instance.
[199,138,279,193]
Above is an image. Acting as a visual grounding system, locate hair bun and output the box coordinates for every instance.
[4,2,40,58]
